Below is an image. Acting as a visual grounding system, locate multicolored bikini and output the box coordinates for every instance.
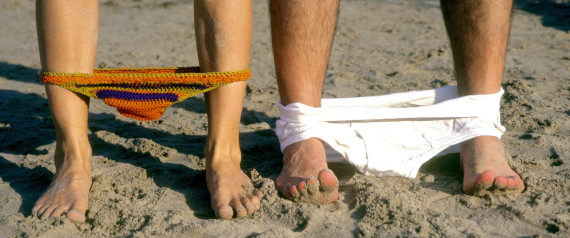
[40,67,250,121]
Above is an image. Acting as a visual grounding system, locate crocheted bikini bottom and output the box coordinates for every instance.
[40,67,250,121]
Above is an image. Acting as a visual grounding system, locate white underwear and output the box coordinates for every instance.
[275,86,506,178]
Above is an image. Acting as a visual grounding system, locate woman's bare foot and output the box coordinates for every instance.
[206,145,262,219]
[275,138,339,204]
[461,136,524,196]
[32,139,92,222]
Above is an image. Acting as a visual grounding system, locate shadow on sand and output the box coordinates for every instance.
[516,0,570,32]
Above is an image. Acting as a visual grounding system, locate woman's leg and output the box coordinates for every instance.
[194,0,261,219]
[32,0,98,222]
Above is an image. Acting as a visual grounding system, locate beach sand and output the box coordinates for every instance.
[0,0,568,237]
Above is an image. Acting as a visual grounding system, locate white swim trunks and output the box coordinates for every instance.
[275,86,505,178]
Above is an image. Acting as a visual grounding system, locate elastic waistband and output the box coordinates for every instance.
[40,66,251,85]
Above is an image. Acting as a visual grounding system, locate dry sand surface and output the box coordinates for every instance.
[1,0,569,237]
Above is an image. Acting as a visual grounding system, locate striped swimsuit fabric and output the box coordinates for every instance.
[41,67,250,121]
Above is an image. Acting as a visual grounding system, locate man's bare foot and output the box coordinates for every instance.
[461,136,524,196]
[275,138,339,204]
[206,148,262,219]
[32,142,92,222]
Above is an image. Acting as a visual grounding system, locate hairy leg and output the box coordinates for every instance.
[441,0,524,195]
[194,0,261,219]
[270,0,340,204]
[32,0,98,222]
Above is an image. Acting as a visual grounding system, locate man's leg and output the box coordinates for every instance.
[194,0,262,219]
[32,0,98,222]
[441,0,524,195]
[269,0,340,204]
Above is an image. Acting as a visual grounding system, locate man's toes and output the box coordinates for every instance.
[297,181,311,197]
[278,183,293,198]
[514,177,525,191]
[506,177,518,189]
[328,191,339,203]
[215,205,234,220]
[306,176,320,194]
[509,177,524,191]
[496,176,524,192]
[474,171,495,187]
[494,175,509,188]
[289,185,299,198]
[318,169,339,191]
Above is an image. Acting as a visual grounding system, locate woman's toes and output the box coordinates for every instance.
[65,209,86,223]
[247,194,261,210]
[36,204,50,219]
[50,207,67,218]
[253,190,263,199]
[297,181,306,191]
[231,200,248,218]
[40,205,57,220]
[31,206,41,218]
[215,205,234,220]
[241,197,256,213]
